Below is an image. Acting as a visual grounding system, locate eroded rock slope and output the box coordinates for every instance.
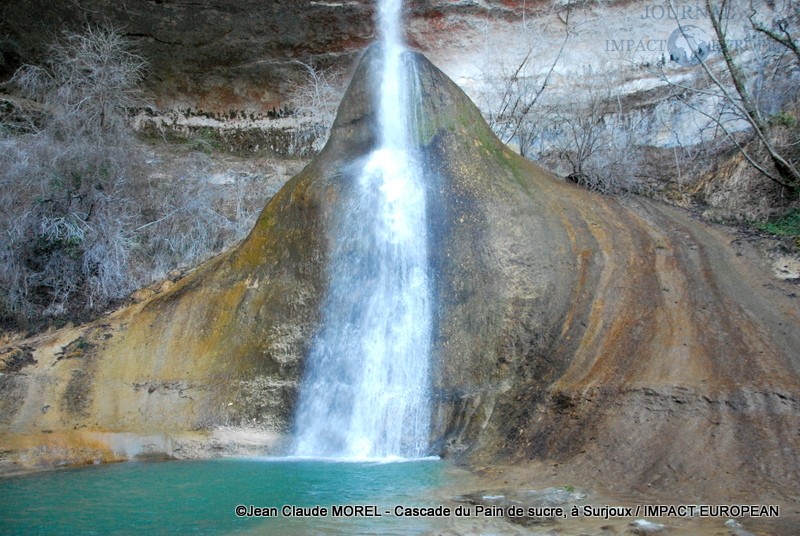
[1,48,798,506]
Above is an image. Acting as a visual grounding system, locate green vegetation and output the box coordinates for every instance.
[756,207,800,237]
[770,111,797,129]
[186,127,224,153]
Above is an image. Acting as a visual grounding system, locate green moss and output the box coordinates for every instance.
[186,127,223,153]
[769,111,797,128]
[137,126,228,155]
[755,208,800,236]
[413,110,449,146]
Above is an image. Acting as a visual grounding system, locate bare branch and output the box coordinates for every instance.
[749,2,800,64]
[664,0,800,191]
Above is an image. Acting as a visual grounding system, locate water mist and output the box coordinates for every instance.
[292,0,433,459]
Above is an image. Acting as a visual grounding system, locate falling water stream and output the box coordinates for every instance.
[1,3,447,534]
[292,0,432,458]
[0,4,775,535]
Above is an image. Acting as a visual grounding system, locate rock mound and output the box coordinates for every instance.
[1,47,799,506]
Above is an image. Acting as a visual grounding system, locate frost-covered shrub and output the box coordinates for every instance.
[0,27,275,331]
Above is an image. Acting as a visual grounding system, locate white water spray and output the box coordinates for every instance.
[292,0,432,459]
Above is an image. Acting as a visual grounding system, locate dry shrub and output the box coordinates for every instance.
[0,26,274,332]
[285,61,344,153]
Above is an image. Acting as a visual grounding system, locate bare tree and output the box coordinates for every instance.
[0,27,147,323]
[13,26,146,136]
[541,76,648,195]
[286,60,344,152]
[478,2,573,157]
[1,26,283,331]
[749,0,800,63]
[661,0,800,192]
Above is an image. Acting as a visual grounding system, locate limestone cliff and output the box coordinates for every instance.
[0,0,652,113]
[1,46,799,509]
[0,0,375,111]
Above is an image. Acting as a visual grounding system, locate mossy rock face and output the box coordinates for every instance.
[394,51,582,451]
[2,47,800,503]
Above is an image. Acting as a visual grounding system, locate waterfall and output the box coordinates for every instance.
[292,0,432,459]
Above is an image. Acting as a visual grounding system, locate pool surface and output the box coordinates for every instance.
[0,457,457,535]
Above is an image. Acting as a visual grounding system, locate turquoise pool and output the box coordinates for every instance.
[0,457,459,535]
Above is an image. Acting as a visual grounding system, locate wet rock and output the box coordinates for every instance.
[456,486,587,527]
[724,519,757,536]
[628,519,666,534]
